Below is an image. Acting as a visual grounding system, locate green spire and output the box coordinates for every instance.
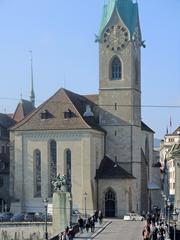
[99,0,139,38]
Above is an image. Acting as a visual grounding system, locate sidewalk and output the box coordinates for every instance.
[74,221,111,239]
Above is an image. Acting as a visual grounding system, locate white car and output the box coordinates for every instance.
[123,213,144,221]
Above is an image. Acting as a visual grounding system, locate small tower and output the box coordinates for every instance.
[29,51,35,107]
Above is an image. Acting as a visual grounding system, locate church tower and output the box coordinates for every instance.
[98,0,142,174]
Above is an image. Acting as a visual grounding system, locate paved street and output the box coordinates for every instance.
[93,219,144,240]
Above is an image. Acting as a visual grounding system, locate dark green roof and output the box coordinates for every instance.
[99,0,139,37]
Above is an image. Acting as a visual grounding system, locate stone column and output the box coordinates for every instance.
[53,191,70,234]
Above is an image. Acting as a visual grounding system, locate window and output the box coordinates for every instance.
[64,109,74,119]
[0,177,3,187]
[34,149,41,197]
[40,110,51,120]
[65,149,71,192]
[49,140,57,196]
[111,56,121,80]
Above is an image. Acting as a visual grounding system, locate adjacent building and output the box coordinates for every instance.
[160,126,180,203]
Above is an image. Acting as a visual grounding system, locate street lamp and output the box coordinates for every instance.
[83,192,87,218]
[172,210,178,240]
[167,198,171,235]
[69,194,73,226]
[43,198,49,240]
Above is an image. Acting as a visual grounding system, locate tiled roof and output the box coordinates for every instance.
[141,121,155,133]
[11,89,105,133]
[13,99,35,123]
[96,155,135,179]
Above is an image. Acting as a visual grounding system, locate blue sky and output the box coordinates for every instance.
[0,0,179,139]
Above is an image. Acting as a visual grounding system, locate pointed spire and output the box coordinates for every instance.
[29,50,35,107]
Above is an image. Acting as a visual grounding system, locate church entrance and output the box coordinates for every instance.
[105,189,116,217]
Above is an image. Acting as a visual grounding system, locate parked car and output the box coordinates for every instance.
[24,213,34,222]
[10,213,25,222]
[0,212,13,222]
[34,212,52,222]
[123,213,144,221]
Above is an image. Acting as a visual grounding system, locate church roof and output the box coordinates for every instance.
[99,0,139,37]
[141,121,155,133]
[11,88,105,133]
[96,155,135,179]
[172,126,180,135]
[13,99,35,123]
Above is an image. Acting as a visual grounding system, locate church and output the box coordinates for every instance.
[10,0,154,217]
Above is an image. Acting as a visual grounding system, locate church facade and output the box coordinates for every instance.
[10,0,154,217]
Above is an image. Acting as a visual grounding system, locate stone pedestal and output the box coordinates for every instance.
[53,191,70,234]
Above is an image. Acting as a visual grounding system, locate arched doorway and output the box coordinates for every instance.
[105,189,116,217]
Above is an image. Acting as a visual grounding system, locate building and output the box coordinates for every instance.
[0,113,15,211]
[10,0,154,217]
[0,75,35,212]
[160,126,180,203]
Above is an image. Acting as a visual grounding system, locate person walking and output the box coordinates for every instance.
[150,223,158,240]
[98,210,103,224]
[85,218,90,233]
[78,216,84,233]
[90,216,95,233]
[142,223,151,240]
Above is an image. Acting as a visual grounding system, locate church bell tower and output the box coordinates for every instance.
[98,0,142,173]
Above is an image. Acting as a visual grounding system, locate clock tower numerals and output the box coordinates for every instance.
[103,24,129,52]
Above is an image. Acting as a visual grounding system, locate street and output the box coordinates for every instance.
[94,219,144,240]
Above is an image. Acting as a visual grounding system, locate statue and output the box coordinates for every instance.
[52,174,67,192]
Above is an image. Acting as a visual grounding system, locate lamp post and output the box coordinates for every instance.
[83,192,87,218]
[172,210,178,240]
[69,193,73,226]
[43,198,49,240]
[167,198,171,235]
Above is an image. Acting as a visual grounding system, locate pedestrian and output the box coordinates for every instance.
[78,216,84,233]
[68,226,75,240]
[150,223,158,240]
[85,218,90,233]
[142,223,150,240]
[157,224,165,240]
[59,232,64,240]
[94,210,98,222]
[90,217,95,233]
[98,210,103,224]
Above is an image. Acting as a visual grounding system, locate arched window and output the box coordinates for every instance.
[65,149,71,192]
[111,56,122,80]
[49,140,57,196]
[34,149,41,197]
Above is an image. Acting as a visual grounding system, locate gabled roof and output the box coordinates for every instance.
[172,126,180,135]
[11,88,105,133]
[141,121,155,133]
[13,99,35,123]
[99,0,139,37]
[96,155,135,179]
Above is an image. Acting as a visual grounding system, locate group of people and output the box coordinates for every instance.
[59,210,103,240]
[142,212,166,240]
[78,210,103,233]
[59,226,75,240]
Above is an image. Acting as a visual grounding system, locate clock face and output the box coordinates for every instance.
[103,25,129,51]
